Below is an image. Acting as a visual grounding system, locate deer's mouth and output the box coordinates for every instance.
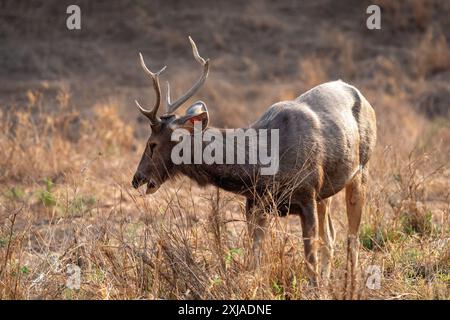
[146,179,159,194]
[132,174,160,194]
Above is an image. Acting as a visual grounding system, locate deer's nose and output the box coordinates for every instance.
[132,172,147,189]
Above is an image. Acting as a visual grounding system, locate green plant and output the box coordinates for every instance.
[0,238,7,248]
[20,266,30,275]
[401,209,433,236]
[210,275,222,286]
[360,223,400,250]
[224,248,242,266]
[39,190,56,207]
[37,178,56,207]
[3,186,25,201]
[272,280,285,299]
[69,195,96,216]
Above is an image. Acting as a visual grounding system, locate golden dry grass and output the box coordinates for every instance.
[0,79,448,300]
[0,0,449,300]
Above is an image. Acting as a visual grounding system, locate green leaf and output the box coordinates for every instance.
[21,266,30,274]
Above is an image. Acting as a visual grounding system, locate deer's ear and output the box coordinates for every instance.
[170,101,209,133]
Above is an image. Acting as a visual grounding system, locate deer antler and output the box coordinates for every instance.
[135,53,167,124]
[166,36,210,114]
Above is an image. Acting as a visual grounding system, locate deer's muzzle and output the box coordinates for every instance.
[132,173,159,194]
[132,172,146,189]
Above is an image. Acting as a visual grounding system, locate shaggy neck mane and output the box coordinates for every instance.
[173,127,259,194]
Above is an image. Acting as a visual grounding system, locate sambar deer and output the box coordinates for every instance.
[132,37,377,297]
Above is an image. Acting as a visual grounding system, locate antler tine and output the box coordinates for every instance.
[189,36,206,65]
[166,36,210,114]
[135,100,153,119]
[136,52,167,123]
[166,81,172,109]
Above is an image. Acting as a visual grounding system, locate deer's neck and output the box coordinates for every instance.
[175,127,258,194]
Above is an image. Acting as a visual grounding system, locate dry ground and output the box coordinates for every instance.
[0,0,449,299]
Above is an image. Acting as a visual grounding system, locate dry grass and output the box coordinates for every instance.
[375,0,441,31]
[415,27,450,78]
[299,57,329,89]
[0,0,449,300]
[0,78,448,300]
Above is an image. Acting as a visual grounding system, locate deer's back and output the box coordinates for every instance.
[253,80,376,200]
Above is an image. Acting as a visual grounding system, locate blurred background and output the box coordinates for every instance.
[0,0,449,299]
[1,0,449,126]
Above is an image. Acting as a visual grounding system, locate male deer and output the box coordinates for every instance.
[132,37,377,297]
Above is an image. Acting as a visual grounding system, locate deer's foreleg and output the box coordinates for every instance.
[317,197,335,285]
[245,198,267,268]
[299,198,320,286]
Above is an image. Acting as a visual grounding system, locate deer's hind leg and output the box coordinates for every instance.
[317,197,335,284]
[344,168,368,299]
